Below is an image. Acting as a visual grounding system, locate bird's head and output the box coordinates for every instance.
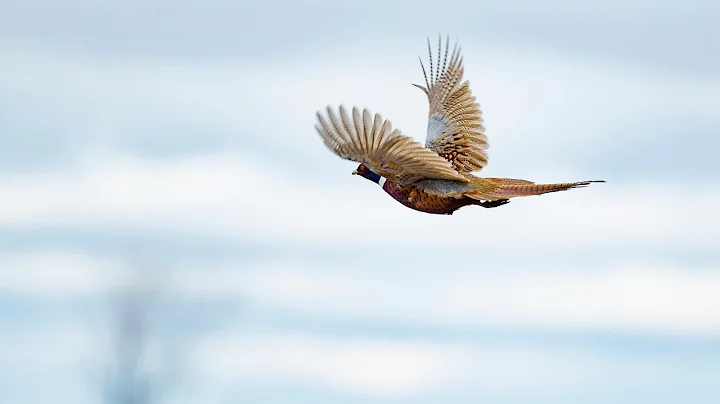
[352,164,381,183]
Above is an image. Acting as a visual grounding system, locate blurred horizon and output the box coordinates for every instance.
[1,0,719,403]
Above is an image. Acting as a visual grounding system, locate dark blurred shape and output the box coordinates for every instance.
[101,267,185,404]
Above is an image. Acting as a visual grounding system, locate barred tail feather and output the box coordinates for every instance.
[466,178,605,200]
[493,180,604,198]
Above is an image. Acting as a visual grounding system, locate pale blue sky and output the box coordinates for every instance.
[1,1,719,403]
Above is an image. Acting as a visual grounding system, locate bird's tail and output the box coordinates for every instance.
[465,177,605,200]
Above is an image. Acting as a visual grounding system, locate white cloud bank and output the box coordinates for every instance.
[193,333,471,396]
[6,324,713,398]
[180,262,720,337]
[191,332,642,397]
[3,250,719,336]
[191,330,720,397]
[0,321,665,399]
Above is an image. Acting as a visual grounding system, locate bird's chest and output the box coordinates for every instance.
[381,180,472,215]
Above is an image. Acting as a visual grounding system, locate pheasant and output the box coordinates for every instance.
[315,36,603,215]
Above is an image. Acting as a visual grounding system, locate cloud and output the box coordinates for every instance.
[4,323,718,401]
[0,250,120,296]
[193,333,472,396]
[161,331,720,397]
[4,248,720,336]
[180,262,720,336]
[0,326,97,371]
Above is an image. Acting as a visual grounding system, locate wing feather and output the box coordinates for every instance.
[316,105,468,186]
[417,35,489,173]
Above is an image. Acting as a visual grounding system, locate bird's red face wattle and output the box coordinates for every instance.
[354,164,368,176]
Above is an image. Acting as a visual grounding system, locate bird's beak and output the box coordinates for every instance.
[352,169,358,175]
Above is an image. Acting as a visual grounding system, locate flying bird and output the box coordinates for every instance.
[315,36,603,215]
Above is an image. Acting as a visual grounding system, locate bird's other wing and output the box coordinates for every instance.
[415,35,489,174]
[316,105,468,186]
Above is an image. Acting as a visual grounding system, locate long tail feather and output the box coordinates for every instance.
[493,180,605,198]
[465,178,605,200]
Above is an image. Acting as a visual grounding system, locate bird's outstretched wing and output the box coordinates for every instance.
[316,105,468,186]
[415,35,489,173]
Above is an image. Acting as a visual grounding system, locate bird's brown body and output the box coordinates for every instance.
[382,179,480,214]
[315,36,603,214]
